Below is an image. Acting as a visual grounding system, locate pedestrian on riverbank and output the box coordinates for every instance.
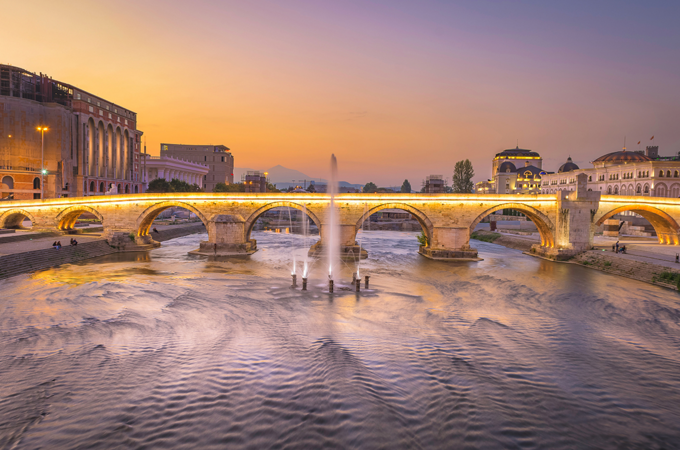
[52,241,57,249]
[612,243,616,252]
[153,227,159,234]
[56,241,62,250]
[615,241,620,253]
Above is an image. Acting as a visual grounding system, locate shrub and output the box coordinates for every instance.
[470,231,501,243]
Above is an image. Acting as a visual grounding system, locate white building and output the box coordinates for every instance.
[475,146,548,194]
[541,146,680,198]
[142,154,209,191]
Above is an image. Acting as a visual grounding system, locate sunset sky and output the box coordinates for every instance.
[3,0,680,186]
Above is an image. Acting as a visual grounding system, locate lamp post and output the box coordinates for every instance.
[36,126,48,199]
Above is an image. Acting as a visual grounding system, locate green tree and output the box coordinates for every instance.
[400,179,412,193]
[214,182,244,192]
[363,182,378,193]
[147,178,171,193]
[307,184,316,193]
[266,182,280,193]
[452,159,475,193]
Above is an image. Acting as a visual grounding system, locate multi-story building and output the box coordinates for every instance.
[475,146,547,195]
[142,154,209,191]
[541,147,680,197]
[0,64,143,199]
[422,175,446,193]
[160,143,234,192]
[242,171,268,193]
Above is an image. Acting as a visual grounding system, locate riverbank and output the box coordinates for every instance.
[472,230,680,291]
[0,222,206,280]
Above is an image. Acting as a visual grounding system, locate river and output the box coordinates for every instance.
[1,230,679,449]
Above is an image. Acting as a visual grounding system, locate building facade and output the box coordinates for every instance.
[142,154,209,191]
[243,171,268,193]
[541,147,680,198]
[475,146,547,194]
[161,143,234,192]
[0,64,142,199]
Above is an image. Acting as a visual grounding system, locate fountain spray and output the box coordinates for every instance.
[327,154,339,291]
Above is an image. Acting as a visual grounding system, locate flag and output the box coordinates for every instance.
[637,141,640,145]
[650,136,654,140]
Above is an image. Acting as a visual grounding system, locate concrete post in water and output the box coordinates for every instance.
[355,278,360,292]
[302,277,308,290]
[329,279,334,293]
[352,272,357,285]
[365,275,370,289]
[291,274,297,288]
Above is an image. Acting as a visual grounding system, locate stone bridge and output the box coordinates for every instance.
[1,174,679,260]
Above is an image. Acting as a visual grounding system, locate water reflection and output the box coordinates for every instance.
[0,231,679,449]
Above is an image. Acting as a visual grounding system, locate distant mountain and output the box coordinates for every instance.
[233,165,363,189]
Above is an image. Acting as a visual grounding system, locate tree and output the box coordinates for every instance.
[147,178,171,193]
[452,159,475,193]
[363,182,378,193]
[266,182,280,193]
[400,179,412,193]
[214,182,244,192]
[307,184,316,193]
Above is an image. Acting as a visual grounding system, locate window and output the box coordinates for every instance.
[97,101,101,106]
[644,185,649,194]
[659,170,664,177]
[33,177,40,189]
[588,176,592,181]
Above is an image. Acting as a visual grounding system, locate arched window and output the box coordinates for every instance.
[675,171,679,178]
[2,175,14,190]
[125,185,130,193]
[607,186,612,194]
[33,177,40,189]
[614,185,618,194]
[636,185,641,194]
[644,184,650,194]
[118,184,122,193]
[89,181,95,192]
[667,170,672,178]
[588,176,592,181]
[134,185,139,193]
[99,182,105,192]
[659,170,664,177]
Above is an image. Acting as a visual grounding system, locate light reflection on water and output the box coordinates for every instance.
[1,231,680,449]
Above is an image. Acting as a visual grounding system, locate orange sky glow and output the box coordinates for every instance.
[3,0,680,185]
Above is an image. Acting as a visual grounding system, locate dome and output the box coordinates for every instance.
[558,156,580,173]
[495,146,541,158]
[593,150,652,164]
[498,161,517,173]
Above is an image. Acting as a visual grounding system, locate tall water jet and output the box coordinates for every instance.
[327,154,340,283]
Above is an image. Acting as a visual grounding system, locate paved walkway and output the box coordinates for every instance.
[0,223,204,257]
[483,229,680,271]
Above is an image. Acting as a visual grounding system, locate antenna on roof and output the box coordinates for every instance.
[516,139,519,149]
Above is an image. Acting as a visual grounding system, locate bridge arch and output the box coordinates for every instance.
[136,201,209,237]
[244,201,323,241]
[354,203,433,245]
[469,203,556,248]
[56,205,104,231]
[595,204,680,245]
[0,209,37,229]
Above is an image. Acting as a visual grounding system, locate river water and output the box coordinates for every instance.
[1,230,679,449]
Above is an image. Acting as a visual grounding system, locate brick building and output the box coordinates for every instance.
[0,64,143,199]
[160,143,234,192]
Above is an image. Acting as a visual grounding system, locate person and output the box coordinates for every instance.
[73,239,78,246]
[615,241,620,253]
[56,241,62,250]
[621,245,626,254]
[69,238,74,245]
[612,243,616,252]
[153,227,159,234]
[52,241,57,249]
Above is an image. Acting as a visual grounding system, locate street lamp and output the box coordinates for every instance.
[36,126,48,199]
